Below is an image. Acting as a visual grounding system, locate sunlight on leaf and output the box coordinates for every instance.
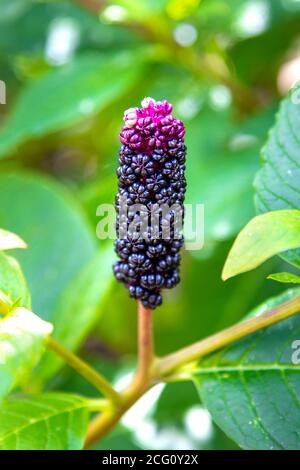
[267,272,300,284]
[0,229,27,251]
[0,307,52,399]
[0,393,89,450]
[222,210,300,280]
[0,252,31,309]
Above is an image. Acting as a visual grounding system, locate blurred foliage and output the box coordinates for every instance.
[0,0,299,450]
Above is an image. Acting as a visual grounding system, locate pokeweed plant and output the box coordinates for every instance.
[2,89,300,450]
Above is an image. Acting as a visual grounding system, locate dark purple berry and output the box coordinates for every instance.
[141,273,164,290]
[113,98,186,309]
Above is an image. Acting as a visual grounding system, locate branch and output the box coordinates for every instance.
[84,293,300,447]
[156,293,300,378]
[48,337,122,407]
[84,301,154,448]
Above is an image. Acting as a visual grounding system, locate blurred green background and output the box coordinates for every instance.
[1,0,300,450]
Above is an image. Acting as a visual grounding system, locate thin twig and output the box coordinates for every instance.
[84,384,145,448]
[84,301,154,448]
[84,293,300,447]
[156,293,300,378]
[47,337,122,407]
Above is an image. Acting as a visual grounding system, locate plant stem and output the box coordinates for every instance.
[47,336,122,407]
[156,293,300,378]
[135,301,154,382]
[84,383,147,448]
[84,301,154,448]
[85,294,300,447]
[86,398,109,412]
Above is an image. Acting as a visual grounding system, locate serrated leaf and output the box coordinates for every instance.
[0,229,27,250]
[255,85,300,269]
[268,272,300,284]
[192,288,300,450]
[0,393,89,449]
[34,246,115,384]
[0,52,144,157]
[0,307,52,399]
[222,210,300,280]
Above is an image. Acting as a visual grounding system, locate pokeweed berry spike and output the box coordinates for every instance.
[114,97,186,309]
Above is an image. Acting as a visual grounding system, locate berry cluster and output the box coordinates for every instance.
[113,98,186,309]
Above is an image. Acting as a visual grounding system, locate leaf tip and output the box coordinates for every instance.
[221,264,231,281]
[0,230,28,251]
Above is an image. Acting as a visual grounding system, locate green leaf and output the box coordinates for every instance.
[34,246,115,384]
[0,307,52,399]
[222,210,300,280]
[255,85,300,269]
[192,288,300,450]
[0,290,13,314]
[0,229,27,250]
[267,272,300,284]
[0,52,144,157]
[0,393,90,449]
[0,171,97,321]
[0,252,31,309]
